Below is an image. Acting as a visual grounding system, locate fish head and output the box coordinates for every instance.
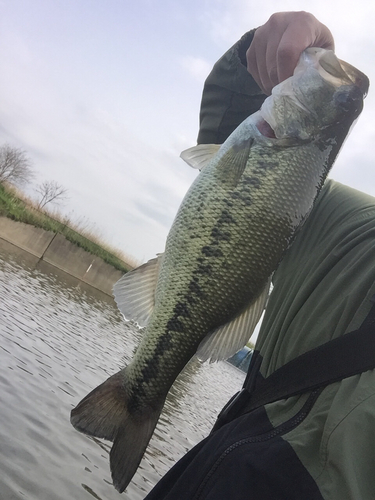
[259,48,369,147]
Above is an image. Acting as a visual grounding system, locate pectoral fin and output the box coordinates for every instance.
[197,278,271,363]
[113,254,163,327]
[214,138,253,187]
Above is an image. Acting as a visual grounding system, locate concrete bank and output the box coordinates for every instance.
[0,216,125,296]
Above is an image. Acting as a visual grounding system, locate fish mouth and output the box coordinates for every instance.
[257,48,369,141]
[337,58,369,97]
[304,48,369,97]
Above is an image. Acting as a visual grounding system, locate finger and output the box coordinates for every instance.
[276,14,335,82]
[247,22,285,94]
[246,32,269,93]
[276,33,307,83]
[265,39,282,91]
[256,14,289,92]
[246,12,335,94]
[247,12,300,94]
[314,23,335,51]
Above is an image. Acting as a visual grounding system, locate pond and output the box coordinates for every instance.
[0,239,245,499]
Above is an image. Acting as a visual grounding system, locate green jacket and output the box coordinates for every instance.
[198,31,375,499]
[146,30,375,500]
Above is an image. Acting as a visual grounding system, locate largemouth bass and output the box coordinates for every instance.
[71,48,369,492]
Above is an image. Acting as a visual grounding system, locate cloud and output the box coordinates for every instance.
[180,56,212,83]
[201,0,375,53]
[0,35,194,260]
[1,0,374,263]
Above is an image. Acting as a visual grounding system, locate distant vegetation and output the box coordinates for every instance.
[35,180,69,209]
[0,142,68,210]
[0,182,135,273]
[0,143,34,187]
[0,143,136,273]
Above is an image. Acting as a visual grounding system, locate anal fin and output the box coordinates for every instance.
[197,278,271,363]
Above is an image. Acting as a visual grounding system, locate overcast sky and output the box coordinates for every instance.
[1,0,374,263]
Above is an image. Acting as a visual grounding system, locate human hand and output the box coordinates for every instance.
[246,11,334,95]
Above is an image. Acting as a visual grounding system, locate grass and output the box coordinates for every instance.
[0,182,137,273]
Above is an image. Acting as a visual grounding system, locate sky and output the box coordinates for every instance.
[1,0,375,264]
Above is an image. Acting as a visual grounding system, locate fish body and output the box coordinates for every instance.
[71,48,369,492]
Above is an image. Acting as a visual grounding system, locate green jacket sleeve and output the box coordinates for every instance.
[197,29,267,145]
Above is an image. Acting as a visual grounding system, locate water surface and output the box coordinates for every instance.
[0,240,244,499]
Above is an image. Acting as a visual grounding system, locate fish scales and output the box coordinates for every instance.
[70,48,369,492]
[131,142,329,402]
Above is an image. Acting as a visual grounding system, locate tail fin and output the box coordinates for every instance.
[110,413,160,492]
[70,371,162,493]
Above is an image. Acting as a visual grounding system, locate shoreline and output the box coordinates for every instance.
[0,216,124,296]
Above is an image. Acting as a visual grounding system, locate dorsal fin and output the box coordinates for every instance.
[113,255,163,327]
[180,144,221,170]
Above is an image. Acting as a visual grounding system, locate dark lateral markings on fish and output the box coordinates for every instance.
[70,48,369,493]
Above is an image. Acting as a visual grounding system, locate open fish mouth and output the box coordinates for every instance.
[258,48,369,141]
[297,48,369,96]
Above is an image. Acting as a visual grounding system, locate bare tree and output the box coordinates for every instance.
[36,180,69,209]
[0,143,34,186]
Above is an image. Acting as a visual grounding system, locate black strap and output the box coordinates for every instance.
[213,296,375,430]
[247,296,375,412]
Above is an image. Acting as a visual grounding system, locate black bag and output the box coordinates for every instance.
[145,297,375,500]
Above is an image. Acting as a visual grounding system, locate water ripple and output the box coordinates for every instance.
[0,240,244,499]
